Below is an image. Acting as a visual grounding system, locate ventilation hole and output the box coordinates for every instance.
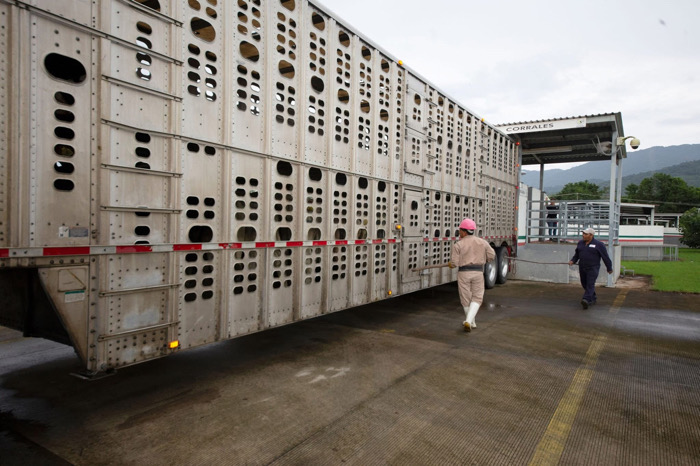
[279,60,295,78]
[358,177,368,189]
[378,181,386,192]
[312,12,325,30]
[135,147,151,158]
[360,100,370,113]
[188,225,213,243]
[237,227,257,241]
[338,30,350,47]
[233,287,244,295]
[203,265,214,273]
[137,52,152,65]
[338,88,349,103]
[204,211,215,219]
[308,228,321,240]
[202,290,214,299]
[187,142,200,152]
[188,85,201,96]
[185,280,196,289]
[335,173,347,185]
[184,293,197,302]
[185,253,198,262]
[191,17,216,41]
[240,41,260,62]
[204,197,215,206]
[44,53,86,84]
[54,91,75,106]
[309,167,322,181]
[136,0,161,11]
[135,132,151,143]
[53,179,74,191]
[358,229,367,239]
[276,228,292,241]
[53,161,74,174]
[136,21,152,34]
[185,266,198,275]
[187,210,199,219]
[135,226,151,236]
[54,127,75,140]
[361,46,371,60]
[335,228,346,240]
[202,278,214,286]
[136,68,152,80]
[136,36,152,49]
[277,160,293,176]
[135,211,151,217]
[134,161,150,170]
[188,43,200,55]
[54,144,75,157]
[204,146,216,155]
[54,109,75,123]
[188,71,201,82]
[203,252,214,261]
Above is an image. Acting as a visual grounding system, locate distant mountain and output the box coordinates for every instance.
[521,144,700,194]
[600,160,700,191]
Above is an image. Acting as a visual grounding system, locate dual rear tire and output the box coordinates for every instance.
[484,246,509,289]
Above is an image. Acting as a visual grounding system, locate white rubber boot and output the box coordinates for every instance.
[467,302,481,329]
[462,306,471,332]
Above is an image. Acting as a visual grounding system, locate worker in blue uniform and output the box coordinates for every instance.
[568,227,613,309]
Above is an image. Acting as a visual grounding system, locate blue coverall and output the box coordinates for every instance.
[570,237,613,304]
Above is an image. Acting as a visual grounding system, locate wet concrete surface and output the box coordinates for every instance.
[1,280,699,465]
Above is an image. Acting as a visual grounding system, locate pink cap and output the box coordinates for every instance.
[460,218,476,230]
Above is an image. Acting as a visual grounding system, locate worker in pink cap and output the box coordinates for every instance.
[448,218,495,332]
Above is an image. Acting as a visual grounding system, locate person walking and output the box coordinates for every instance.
[448,218,496,332]
[568,227,613,309]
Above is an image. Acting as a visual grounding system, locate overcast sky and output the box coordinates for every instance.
[317,0,700,169]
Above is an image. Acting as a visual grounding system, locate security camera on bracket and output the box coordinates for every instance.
[617,136,641,150]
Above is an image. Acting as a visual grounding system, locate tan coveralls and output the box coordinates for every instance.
[450,235,496,306]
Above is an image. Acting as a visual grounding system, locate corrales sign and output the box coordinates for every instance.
[496,117,587,134]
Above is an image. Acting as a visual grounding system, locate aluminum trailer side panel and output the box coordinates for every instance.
[0,0,518,374]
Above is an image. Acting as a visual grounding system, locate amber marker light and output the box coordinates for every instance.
[396,224,402,230]
[388,290,393,296]
[168,340,180,349]
[398,60,404,66]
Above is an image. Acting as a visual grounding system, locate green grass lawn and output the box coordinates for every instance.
[622,248,700,293]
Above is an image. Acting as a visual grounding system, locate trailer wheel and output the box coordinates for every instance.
[484,259,497,289]
[496,247,508,284]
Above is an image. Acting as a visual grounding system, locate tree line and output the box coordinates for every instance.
[551,173,700,248]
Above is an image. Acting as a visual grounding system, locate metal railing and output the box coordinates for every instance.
[526,200,619,244]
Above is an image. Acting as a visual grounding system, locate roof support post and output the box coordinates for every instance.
[607,132,619,287]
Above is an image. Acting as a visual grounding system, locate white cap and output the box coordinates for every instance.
[583,228,595,235]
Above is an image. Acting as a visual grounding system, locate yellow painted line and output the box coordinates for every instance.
[529,289,628,465]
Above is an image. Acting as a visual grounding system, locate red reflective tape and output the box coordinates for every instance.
[354,240,365,245]
[43,247,91,256]
[312,241,327,246]
[116,245,153,253]
[422,238,429,242]
[173,244,202,251]
[0,249,8,258]
[255,242,275,248]
[442,237,449,241]
[372,239,383,244]
[335,241,348,246]
[219,243,242,249]
[286,241,303,247]
[387,239,396,243]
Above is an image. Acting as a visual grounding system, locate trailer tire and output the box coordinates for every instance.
[496,247,508,284]
[484,259,497,289]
